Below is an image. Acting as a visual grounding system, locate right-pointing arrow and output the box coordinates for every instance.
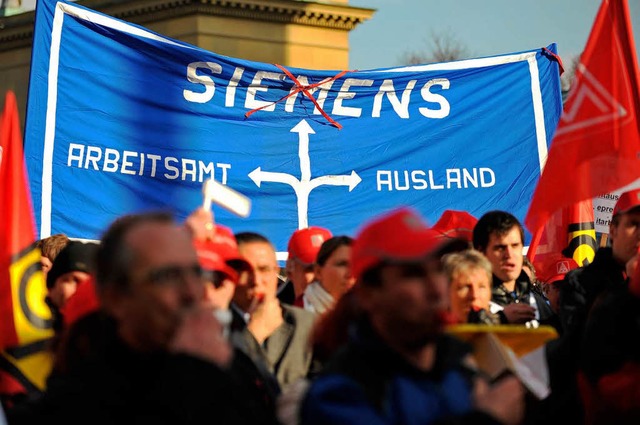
[348,170,362,192]
[309,170,362,192]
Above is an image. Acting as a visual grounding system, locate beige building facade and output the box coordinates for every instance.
[0,0,374,126]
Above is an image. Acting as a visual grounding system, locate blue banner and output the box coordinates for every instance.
[25,0,563,256]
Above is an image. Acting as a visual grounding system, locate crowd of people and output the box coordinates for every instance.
[2,188,640,424]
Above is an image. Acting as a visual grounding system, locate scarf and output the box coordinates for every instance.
[302,281,334,315]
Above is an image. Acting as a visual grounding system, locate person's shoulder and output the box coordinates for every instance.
[282,303,317,325]
[566,247,617,286]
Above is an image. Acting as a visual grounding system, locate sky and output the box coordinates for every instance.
[348,0,640,70]
[18,0,640,70]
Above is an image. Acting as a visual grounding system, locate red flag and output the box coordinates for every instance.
[0,91,53,396]
[527,200,598,268]
[525,0,640,234]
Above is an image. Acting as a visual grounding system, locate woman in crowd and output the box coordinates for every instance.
[442,249,500,325]
[297,236,355,315]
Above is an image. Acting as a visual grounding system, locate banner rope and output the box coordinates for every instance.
[542,47,565,76]
[244,64,354,130]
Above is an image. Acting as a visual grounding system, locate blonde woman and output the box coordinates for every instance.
[443,249,499,324]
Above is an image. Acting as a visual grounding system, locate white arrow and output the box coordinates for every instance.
[248,119,361,229]
[249,167,299,188]
[291,120,315,183]
[310,170,362,192]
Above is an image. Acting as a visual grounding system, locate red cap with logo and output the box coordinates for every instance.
[193,224,250,283]
[613,188,640,217]
[534,253,579,285]
[287,226,333,265]
[432,210,478,243]
[351,207,467,280]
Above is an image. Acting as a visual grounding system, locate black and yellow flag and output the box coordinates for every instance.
[0,91,54,397]
[528,199,597,267]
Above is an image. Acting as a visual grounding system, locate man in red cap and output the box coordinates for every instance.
[534,254,579,314]
[193,225,282,425]
[278,226,332,305]
[301,208,524,425]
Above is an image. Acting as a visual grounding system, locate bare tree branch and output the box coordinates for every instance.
[398,29,471,65]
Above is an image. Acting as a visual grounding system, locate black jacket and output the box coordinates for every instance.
[538,248,627,425]
[7,312,274,425]
[491,271,557,328]
[560,247,627,336]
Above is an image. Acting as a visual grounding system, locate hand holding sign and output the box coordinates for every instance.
[203,178,251,218]
[185,179,251,240]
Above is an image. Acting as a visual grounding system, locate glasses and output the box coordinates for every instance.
[142,264,204,286]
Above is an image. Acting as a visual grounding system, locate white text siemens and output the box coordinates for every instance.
[182,62,451,119]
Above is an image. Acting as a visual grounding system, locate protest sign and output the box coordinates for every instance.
[25,0,563,255]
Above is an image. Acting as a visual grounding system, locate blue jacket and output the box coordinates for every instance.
[300,319,500,425]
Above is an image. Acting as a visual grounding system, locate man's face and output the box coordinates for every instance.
[543,282,561,313]
[449,267,491,322]
[483,227,524,285]
[362,257,449,348]
[610,211,640,264]
[234,241,279,311]
[48,270,91,308]
[286,257,316,297]
[111,222,204,352]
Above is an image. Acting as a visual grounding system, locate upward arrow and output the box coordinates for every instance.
[290,119,316,137]
[291,120,315,183]
[248,120,361,229]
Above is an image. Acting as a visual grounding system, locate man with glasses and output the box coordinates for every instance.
[7,212,247,424]
[232,232,319,390]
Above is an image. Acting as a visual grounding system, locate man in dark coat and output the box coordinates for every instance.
[231,232,319,390]
[543,189,640,425]
[7,212,252,424]
[473,210,555,328]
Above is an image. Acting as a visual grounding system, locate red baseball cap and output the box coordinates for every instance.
[193,224,250,283]
[534,253,579,285]
[432,210,478,243]
[351,207,467,280]
[612,188,640,217]
[287,226,333,265]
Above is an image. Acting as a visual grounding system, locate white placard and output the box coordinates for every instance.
[593,193,620,234]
